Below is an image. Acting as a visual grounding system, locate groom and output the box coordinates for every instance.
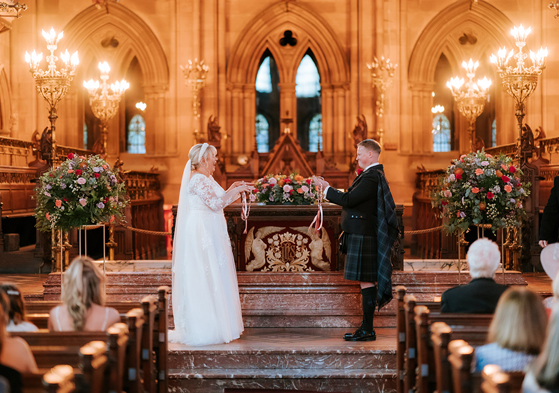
[313,139,398,341]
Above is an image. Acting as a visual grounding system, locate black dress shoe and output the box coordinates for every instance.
[344,327,361,339]
[343,328,376,341]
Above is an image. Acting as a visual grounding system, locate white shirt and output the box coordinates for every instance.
[7,320,39,332]
[323,162,380,197]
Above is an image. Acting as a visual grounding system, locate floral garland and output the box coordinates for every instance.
[432,150,530,234]
[35,153,129,231]
[253,173,318,205]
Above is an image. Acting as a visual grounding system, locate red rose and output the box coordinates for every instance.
[94,173,101,178]
[63,198,68,202]
[509,166,516,173]
[441,201,448,206]
[502,175,510,183]
[455,173,462,180]
[67,153,74,159]
[253,188,257,193]
[306,179,312,185]
[357,168,364,175]
[487,192,494,199]
[49,173,54,177]
[289,190,294,194]
[76,169,83,176]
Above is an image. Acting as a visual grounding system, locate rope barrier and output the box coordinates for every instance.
[118,224,172,236]
[112,224,444,237]
[403,225,444,235]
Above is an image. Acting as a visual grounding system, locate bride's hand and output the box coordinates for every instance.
[231,181,255,188]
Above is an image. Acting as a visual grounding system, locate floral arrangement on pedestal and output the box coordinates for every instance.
[432,150,530,233]
[253,174,319,205]
[35,153,129,231]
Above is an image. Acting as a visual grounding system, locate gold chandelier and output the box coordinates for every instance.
[0,1,27,18]
[447,59,492,152]
[490,24,547,157]
[83,62,129,157]
[181,59,209,142]
[25,28,79,166]
[367,56,397,145]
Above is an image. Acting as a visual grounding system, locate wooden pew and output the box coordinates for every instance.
[141,296,158,393]
[401,291,442,393]
[79,341,109,393]
[481,365,524,393]
[40,364,76,393]
[125,308,145,393]
[16,321,134,393]
[155,286,170,393]
[414,306,493,393]
[449,340,525,393]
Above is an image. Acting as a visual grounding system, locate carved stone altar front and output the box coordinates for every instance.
[224,204,342,272]
[224,203,405,272]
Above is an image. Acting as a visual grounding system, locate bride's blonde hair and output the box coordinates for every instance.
[63,256,105,331]
[189,143,217,170]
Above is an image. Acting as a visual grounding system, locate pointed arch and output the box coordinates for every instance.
[57,4,170,155]
[407,0,515,153]
[227,1,349,157]
[228,2,348,86]
[409,1,514,84]
[62,4,169,88]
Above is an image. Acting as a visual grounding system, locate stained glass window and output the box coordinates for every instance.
[308,114,322,152]
[256,114,270,153]
[432,114,451,152]
[128,114,146,154]
[491,119,497,147]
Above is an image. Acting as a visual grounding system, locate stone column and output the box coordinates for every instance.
[410,82,435,154]
[278,82,297,134]
[144,85,167,155]
[242,84,256,154]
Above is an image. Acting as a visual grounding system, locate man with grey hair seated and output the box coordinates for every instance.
[441,238,508,313]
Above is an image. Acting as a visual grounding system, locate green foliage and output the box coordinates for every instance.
[35,153,129,232]
[431,150,530,234]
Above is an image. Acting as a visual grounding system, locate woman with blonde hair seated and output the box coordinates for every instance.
[474,287,547,372]
[523,302,559,392]
[49,256,120,331]
[0,290,38,391]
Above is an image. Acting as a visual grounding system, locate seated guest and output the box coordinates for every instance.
[0,289,38,391]
[523,302,559,393]
[543,271,559,317]
[474,287,547,372]
[49,256,119,332]
[0,284,38,332]
[441,238,508,313]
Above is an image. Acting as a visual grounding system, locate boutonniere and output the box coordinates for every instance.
[356,168,363,176]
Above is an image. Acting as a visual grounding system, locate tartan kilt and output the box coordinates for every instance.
[344,233,378,282]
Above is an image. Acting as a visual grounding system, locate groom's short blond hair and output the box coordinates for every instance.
[358,139,381,155]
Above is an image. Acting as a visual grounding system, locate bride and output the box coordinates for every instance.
[171,142,253,346]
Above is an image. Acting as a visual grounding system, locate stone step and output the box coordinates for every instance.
[42,270,526,328]
[167,327,397,392]
[168,347,396,370]
[167,368,397,393]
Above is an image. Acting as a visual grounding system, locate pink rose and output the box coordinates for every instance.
[77,177,86,185]
[504,185,512,193]
[443,190,452,198]
[301,185,309,193]
[471,187,479,194]
[475,168,484,176]
[79,198,87,206]
[55,199,62,207]
[46,213,50,221]
[283,184,293,192]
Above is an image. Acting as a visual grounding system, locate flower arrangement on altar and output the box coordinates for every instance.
[35,153,129,231]
[253,173,319,205]
[432,150,530,233]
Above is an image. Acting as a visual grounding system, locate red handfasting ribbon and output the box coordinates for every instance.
[241,191,251,234]
[309,179,324,235]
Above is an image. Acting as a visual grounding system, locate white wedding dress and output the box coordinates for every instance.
[170,172,244,346]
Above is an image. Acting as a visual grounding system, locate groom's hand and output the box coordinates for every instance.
[312,176,330,189]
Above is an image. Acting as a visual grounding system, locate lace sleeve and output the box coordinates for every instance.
[190,175,242,211]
